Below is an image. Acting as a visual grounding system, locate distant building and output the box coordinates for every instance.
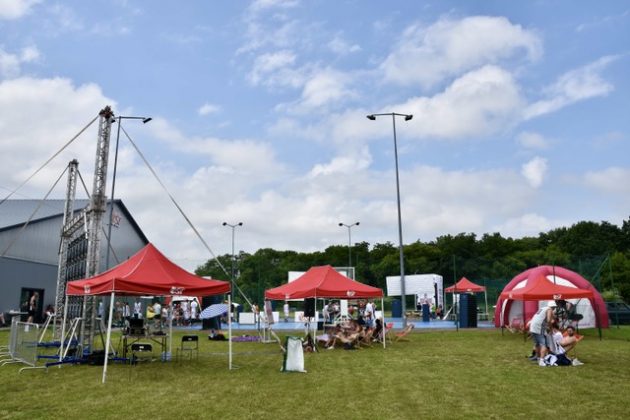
[0,199,148,322]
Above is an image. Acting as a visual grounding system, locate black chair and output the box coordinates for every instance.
[130,343,153,365]
[176,335,199,361]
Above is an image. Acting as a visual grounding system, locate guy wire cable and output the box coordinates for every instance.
[0,114,99,207]
[1,165,69,257]
[120,125,230,278]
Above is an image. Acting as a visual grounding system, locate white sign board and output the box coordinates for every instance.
[386,274,444,308]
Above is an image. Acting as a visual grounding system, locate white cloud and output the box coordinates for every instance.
[493,213,556,238]
[309,147,372,177]
[237,9,302,54]
[328,35,361,55]
[148,118,284,180]
[380,15,542,88]
[0,0,40,20]
[517,131,549,150]
[389,65,524,139]
[524,55,617,119]
[198,103,221,116]
[248,0,299,13]
[0,46,40,78]
[0,77,115,195]
[248,50,300,86]
[584,167,630,195]
[295,68,356,111]
[521,156,547,188]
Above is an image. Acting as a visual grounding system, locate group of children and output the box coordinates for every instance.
[528,300,582,366]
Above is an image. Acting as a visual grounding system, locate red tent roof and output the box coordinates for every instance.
[445,277,486,293]
[66,243,230,297]
[499,273,593,301]
[265,265,383,300]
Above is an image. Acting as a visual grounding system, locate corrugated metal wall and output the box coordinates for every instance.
[0,201,147,321]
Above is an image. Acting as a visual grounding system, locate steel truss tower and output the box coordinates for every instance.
[53,106,114,354]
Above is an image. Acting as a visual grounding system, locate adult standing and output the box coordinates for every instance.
[27,292,39,323]
[283,301,290,322]
[133,298,143,319]
[153,300,162,330]
[191,299,199,321]
[123,302,131,319]
[528,301,557,367]
[364,300,374,328]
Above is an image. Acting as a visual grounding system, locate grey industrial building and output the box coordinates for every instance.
[0,199,148,323]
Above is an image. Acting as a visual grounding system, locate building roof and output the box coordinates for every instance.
[0,199,149,244]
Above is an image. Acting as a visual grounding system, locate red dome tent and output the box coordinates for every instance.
[494,265,608,330]
[65,243,230,383]
[265,265,386,348]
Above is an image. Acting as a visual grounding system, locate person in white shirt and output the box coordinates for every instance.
[153,300,162,329]
[133,299,143,319]
[191,299,199,321]
[364,301,374,328]
[183,301,191,325]
[283,301,290,322]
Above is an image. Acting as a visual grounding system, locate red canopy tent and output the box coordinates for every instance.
[265,265,383,300]
[445,277,486,293]
[444,277,488,323]
[66,243,230,297]
[65,243,230,383]
[499,274,593,301]
[265,265,386,348]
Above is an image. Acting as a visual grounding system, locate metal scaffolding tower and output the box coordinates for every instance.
[52,159,80,340]
[53,106,114,354]
[78,106,114,355]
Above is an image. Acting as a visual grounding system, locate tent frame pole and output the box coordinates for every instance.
[381,297,386,349]
[59,292,70,364]
[168,299,173,359]
[102,291,115,384]
[228,294,232,370]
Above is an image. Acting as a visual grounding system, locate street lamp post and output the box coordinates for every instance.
[338,222,360,276]
[366,112,413,326]
[222,222,243,294]
[105,115,152,271]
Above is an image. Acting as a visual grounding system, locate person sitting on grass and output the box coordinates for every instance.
[545,322,573,366]
[208,329,226,341]
[560,325,581,353]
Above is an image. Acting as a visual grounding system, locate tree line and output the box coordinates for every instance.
[195,219,630,305]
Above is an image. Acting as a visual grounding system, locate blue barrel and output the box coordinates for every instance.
[459,294,478,328]
[422,304,430,322]
[391,299,402,318]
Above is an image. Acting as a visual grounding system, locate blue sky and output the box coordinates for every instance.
[1,0,628,270]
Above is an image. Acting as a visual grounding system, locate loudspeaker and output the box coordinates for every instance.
[459,294,477,328]
[304,298,316,318]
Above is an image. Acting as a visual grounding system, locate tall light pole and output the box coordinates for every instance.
[105,115,152,271]
[222,222,243,295]
[338,222,360,276]
[367,112,413,326]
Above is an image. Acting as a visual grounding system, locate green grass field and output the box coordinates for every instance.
[1,327,629,419]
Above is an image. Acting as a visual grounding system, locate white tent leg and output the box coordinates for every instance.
[168,300,173,359]
[59,293,70,364]
[381,297,386,349]
[228,294,232,370]
[102,291,115,384]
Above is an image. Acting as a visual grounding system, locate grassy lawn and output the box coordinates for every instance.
[1,327,629,419]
